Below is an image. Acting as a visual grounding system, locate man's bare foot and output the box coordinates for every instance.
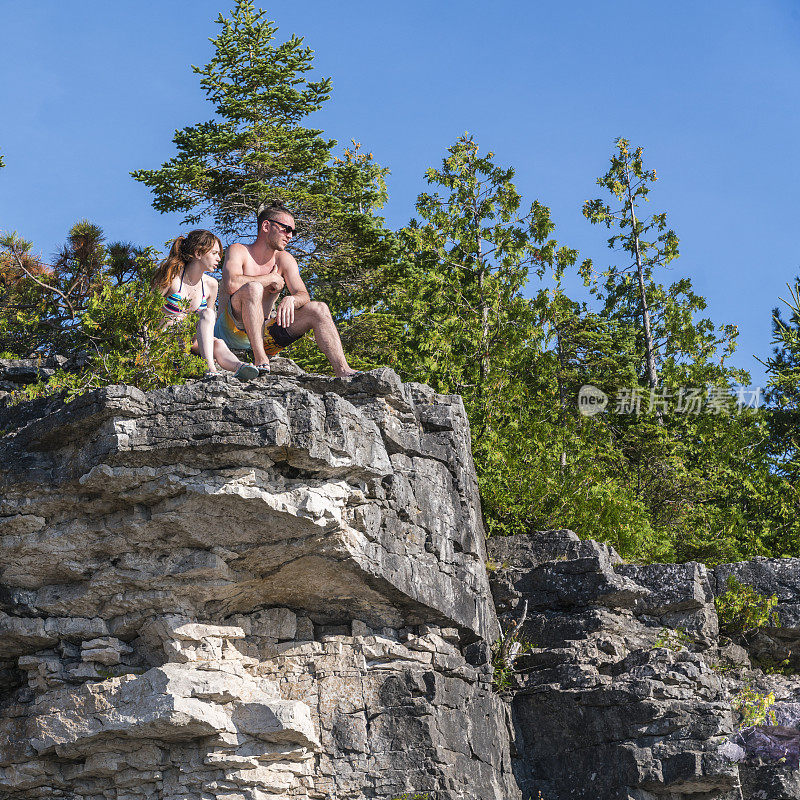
[335,369,361,378]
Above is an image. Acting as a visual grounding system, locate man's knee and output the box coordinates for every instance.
[239,282,265,304]
[306,300,332,320]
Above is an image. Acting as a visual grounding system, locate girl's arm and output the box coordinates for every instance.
[196,276,218,372]
[158,281,177,331]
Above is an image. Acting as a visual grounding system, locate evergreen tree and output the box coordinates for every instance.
[131,1,392,315]
[765,278,800,479]
[391,134,573,434]
[751,278,800,556]
[476,295,655,555]
[382,135,658,554]
[579,138,771,561]
[583,138,675,388]
[583,138,741,393]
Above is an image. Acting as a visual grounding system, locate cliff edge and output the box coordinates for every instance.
[0,364,516,800]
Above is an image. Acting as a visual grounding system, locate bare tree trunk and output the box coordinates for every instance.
[624,170,658,391]
[623,163,663,426]
[554,315,569,473]
[474,182,490,409]
[478,257,489,395]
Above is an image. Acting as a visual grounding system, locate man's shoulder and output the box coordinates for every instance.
[225,241,251,259]
[275,249,299,272]
[221,242,251,274]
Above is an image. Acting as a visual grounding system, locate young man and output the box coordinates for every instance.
[214,201,358,377]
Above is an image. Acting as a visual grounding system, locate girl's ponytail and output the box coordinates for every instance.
[152,231,220,290]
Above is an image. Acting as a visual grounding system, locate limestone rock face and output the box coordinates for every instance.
[0,357,69,405]
[11,362,800,800]
[488,532,800,800]
[0,367,496,641]
[0,367,516,800]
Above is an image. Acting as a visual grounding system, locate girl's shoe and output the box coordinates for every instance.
[234,363,259,381]
[254,363,271,375]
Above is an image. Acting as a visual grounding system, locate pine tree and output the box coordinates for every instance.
[383,135,654,554]
[580,138,765,561]
[765,278,800,480]
[582,138,740,393]
[131,1,392,314]
[392,134,576,433]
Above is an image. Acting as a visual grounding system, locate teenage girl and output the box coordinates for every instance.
[152,229,259,380]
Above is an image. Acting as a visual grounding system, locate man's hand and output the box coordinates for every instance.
[265,273,285,294]
[276,295,296,328]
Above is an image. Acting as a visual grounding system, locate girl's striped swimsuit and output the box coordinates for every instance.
[164,270,207,318]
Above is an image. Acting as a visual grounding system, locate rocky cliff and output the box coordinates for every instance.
[0,364,515,800]
[1,361,800,800]
[488,532,800,800]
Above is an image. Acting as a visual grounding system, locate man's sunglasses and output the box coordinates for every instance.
[269,219,296,235]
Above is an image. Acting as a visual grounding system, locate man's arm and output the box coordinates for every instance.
[275,252,311,328]
[222,243,284,295]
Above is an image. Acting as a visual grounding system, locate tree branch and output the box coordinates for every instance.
[9,247,76,320]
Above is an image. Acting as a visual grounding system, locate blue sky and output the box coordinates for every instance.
[2,1,800,384]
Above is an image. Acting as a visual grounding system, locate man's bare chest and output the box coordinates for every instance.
[241,258,279,277]
[239,243,280,278]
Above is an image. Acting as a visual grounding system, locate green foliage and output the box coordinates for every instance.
[491,629,534,692]
[709,661,738,676]
[653,627,693,652]
[391,134,579,429]
[379,133,790,563]
[764,279,800,480]
[581,138,742,395]
[0,232,56,356]
[131,0,393,316]
[474,403,654,554]
[731,684,776,728]
[390,795,431,800]
[382,135,655,553]
[714,575,780,637]
[377,134,738,558]
[0,223,157,359]
[1,222,204,402]
[286,312,405,375]
[570,138,789,563]
[757,655,793,676]
[23,280,203,401]
[766,280,800,398]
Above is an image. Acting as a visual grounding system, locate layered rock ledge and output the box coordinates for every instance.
[0,366,516,800]
[488,532,800,800]
[0,365,496,641]
[7,361,800,800]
